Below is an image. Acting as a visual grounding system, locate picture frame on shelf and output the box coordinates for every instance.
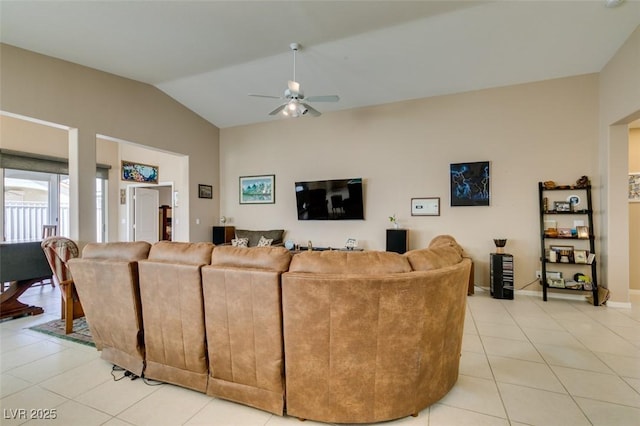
[411,197,440,216]
[198,184,212,199]
[548,278,565,288]
[576,226,589,239]
[554,201,571,212]
[574,250,588,264]
[239,175,275,204]
[345,238,358,250]
[550,245,574,263]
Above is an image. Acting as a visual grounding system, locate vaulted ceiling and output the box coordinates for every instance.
[1,1,639,128]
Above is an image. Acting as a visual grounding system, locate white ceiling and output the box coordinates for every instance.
[1,1,639,129]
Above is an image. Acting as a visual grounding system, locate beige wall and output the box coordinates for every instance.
[599,25,640,303]
[221,74,600,289]
[0,44,219,245]
[630,128,640,291]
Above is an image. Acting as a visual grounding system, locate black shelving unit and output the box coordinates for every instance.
[538,182,599,305]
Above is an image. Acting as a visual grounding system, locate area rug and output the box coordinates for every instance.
[29,317,95,347]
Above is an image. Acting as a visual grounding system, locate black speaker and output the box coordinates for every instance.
[212,226,235,245]
[386,229,408,254]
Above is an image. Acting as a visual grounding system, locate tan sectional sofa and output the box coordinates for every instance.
[69,236,470,424]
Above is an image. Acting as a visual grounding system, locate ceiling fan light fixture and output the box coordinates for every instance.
[282,100,307,118]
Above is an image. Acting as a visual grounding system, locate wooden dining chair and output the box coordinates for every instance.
[41,236,83,334]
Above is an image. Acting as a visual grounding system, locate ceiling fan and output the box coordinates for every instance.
[249,43,339,118]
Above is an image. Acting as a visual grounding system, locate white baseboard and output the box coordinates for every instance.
[474,286,634,308]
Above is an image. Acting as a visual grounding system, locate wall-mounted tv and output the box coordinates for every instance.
[295,178,364,220]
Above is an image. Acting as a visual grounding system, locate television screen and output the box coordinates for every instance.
[295,178,364,220]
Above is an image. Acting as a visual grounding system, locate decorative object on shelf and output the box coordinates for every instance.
[388,214,399,229]
[543,197,548,212]
[239,174,275,204]
[411,197,440,216]
[557,228,572,238]
[554,201,571,212]
[567,194,581,209]
[121,160,158,184]
[575,175,590,188]
[548,278,565,288]
[450,161,490,206]
[198,184,213,199]
[220,216,227,224]
[629,173,640,202]
[345,238,358,250]
[284,240,295,250]
[493,238,507,254]
[543,181,556,189]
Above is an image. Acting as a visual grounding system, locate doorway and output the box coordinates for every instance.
[127,183,173,243]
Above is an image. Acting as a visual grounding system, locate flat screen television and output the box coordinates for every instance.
[295,178,364,220]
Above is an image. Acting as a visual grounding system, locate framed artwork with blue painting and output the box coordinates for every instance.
[450,161,490,206]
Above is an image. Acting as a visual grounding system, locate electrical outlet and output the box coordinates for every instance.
[535,270,542,279]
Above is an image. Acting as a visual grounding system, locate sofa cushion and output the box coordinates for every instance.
[288,250,411,275]
[211,246,292,272]
[235,229,284,247]
[405,246,463,271]
[231,238,249,247]
[257,236,273,247]
[428,234,465,257]
[147,241,213,265]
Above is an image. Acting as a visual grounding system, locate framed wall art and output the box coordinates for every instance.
[411,197,440,216]
[121,161,158,184]
[198,184,212,199]
[630,172,640,202]
[450,161,490,206]
[239,175,275,204]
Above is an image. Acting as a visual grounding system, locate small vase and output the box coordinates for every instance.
[393,222,399,229]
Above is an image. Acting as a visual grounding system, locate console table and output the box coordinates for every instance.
[0,241,52,319]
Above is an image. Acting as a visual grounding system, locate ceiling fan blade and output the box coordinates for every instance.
[268,104,287,116]
[305,95,340,102]
[249,93,282,99]
[302,103,321,117]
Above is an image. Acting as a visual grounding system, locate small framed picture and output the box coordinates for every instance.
[198,184,213,199]
[548,278,565,288]
[574,250,588,264]
[554,201,571,212]
[411,197,440,216]
[576,226,589,239]
[550,245,574,263]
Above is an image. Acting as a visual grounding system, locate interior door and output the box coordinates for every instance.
[134,187,159,243]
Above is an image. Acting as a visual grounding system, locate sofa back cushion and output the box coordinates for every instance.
[68,241,151,376]
[211,245,292,272]
[288,250,411,275]
[234,229,284,247]
[405,246,463,272]
[147,241,213,265]
[81,241,151,261]
[138,241,214,392]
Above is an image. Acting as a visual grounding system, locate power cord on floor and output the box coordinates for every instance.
[110,365,164,386]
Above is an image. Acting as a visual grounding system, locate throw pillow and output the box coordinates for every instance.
[231,238,249,247]
[257,236,273,247]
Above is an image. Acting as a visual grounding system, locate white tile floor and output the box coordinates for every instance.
[1,285,639,426]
